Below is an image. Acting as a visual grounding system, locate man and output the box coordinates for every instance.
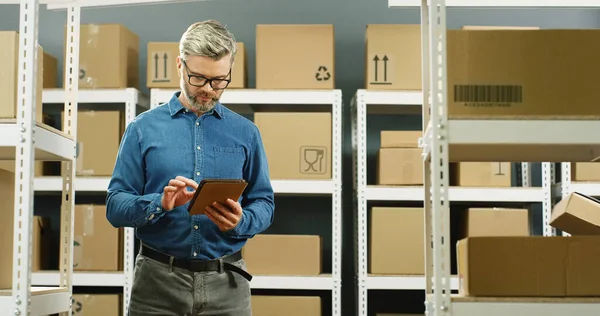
[106,20,275,316]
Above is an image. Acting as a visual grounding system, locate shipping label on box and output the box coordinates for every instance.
[256,24,334,89]
[365,24,421,90]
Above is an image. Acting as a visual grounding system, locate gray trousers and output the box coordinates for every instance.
[128,251,252,316]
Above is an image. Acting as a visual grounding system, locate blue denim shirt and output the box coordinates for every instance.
[106,92,275,260]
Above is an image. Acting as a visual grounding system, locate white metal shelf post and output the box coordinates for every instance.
[12,1,42,315]
[421,0,452,314]
[58,3,80,316]
[150,88,343,316]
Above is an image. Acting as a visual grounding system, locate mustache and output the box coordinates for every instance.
[194,92,216,100]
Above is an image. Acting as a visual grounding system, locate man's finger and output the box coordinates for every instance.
[212,202,237,222]
[205,207,231,230]
[206,206,233,226]
[168,179,186,187]
[225,198,242,215]
[176,176,199,189]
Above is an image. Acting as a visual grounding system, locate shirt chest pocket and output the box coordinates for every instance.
[209,146,246,179]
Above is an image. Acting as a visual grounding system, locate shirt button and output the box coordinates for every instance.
[194,225,198,230]
[196,122,199,126]
[196,172,200,176]
[197,146,201,150]
[193,252,198,257]
[148,214,154,220]
[156,207,160,211]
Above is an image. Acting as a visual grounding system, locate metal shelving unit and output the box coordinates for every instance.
[387,0,600,315]
[0,1,78,315]
[350,89,550,316]
[150,88,344,315]
[30,87,149,315]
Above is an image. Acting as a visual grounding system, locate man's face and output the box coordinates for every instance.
[178,54,232,113]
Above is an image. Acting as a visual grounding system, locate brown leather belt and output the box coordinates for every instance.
[140,244,252,281]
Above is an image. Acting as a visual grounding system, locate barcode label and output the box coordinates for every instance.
[454,85,523,103]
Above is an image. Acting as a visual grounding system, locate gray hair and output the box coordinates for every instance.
[179,20,237,63]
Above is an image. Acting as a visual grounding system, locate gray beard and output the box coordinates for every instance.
[182,84,218,113]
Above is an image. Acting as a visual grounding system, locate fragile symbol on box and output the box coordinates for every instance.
[370,54,392,85]
[300,146,327,174]
[152,51,173,83]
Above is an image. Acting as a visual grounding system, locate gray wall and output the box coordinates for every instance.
[1,1,599,315]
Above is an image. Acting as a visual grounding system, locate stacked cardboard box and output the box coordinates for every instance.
[71,294,121,316]
[369,207,424,275]
[376,131,422,186]
[571,162,600,182]
[242,234,322,276]
[60,110,125,177]
[452,162,512,187]
[252,295,321,316]
[0,169,51,289]
[457,192,600,297]
[255,24,334,89]
[64,24,139,89]
[72,204,123,272]
[254,112,331,180]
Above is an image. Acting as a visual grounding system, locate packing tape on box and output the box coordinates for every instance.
[79,24,100,88]
[83,204,94,236]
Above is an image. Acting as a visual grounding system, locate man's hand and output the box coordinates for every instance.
[205,198,243,232]
[161,176,198,211]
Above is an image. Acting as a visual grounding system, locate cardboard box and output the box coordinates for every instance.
[0,31,44,123]
[572,162,600,181]
[242,234,322,275]
[369,207,424,275]
[380,130,421,148]
[462,208,529,238]
[251,296,321,316]
[254,112,331,180]
[550,192,600,235]
[72,294,121,316]
[377,148,422,185]
[73,204,122,271]
[43,51,58,88]
[0,169,50,288]
[365,24,421,90]
[447,29,600,119]
[146,41,246,89]
[61,110,125,176]
[65,24,139,89]
[256,24,334,89]
[457,236,600,297]
[454,162,511,187]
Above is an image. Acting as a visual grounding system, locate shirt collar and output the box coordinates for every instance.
[167,91,224,119]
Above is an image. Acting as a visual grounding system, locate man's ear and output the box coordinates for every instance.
[176,56,183,77]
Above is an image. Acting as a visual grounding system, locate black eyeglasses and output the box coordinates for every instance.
[182,60,231,90]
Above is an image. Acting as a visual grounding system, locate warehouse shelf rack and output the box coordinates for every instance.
[30,87,149,316]
[0,1,79,315]
[350,89,548,316]
[1,1,238,315]
[150,87,344,315]
[387,1,600,316]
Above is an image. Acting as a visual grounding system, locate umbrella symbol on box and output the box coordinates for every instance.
[300,146,327,174]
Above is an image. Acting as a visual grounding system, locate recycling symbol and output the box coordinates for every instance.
[315,66,331,81]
